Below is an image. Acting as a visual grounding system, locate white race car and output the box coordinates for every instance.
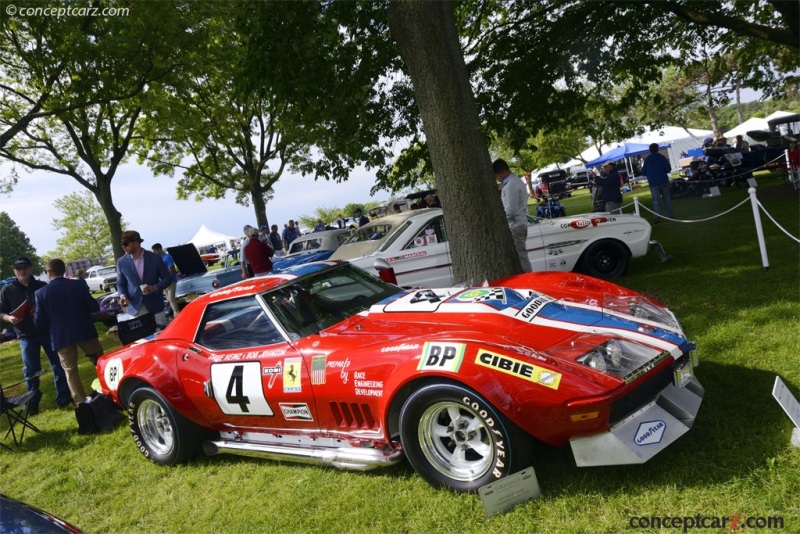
[330,208,659,287]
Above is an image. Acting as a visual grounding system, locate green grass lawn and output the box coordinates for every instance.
[2,174,799,533]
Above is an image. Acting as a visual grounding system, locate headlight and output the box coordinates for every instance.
[604,294,680,331]
[573,338,667,382]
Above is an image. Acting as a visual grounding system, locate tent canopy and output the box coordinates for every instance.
[585,142,670,169]
[187,224,237,251]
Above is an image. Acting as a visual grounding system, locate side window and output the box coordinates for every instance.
[404,217,447,249]
[195,296,283,351]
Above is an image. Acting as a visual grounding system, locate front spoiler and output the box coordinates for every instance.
[570,377,704,467]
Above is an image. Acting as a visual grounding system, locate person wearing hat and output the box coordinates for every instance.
[353,209,369,228]
[34,258,102,404]
[116,230,172,328]
[492,158,532,272]
[243,226,274,277]
[595,162,623,214]
[0,256,72,413]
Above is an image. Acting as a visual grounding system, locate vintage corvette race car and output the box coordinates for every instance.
[96,261,702,492]
[330,208,659,288]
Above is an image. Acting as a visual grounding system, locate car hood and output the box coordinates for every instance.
[168,244,207,277]
[329,283,687,360]
[330,241,382,261]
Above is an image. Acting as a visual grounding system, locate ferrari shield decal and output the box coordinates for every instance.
[418,342,465,372]
[283,357,302,392]
[475,349,562,390]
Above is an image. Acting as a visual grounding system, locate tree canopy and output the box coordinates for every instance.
[0,211,41,277]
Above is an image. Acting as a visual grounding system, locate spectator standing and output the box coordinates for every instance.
[268,224,285,257]
[282,220,301,250]
[641,143,674,223]
[425,194,442,208]
[335,214,346,229]
[240,225,254,279]
[313,219,326,232]
[116,230,172,328]
[733,135,750,152]
[151,243,180,316]
[353,208,370,227]
[595,162,623,214]
[258,225,270,243]
[243,227,274,276]
[0,256,72,413]
[34,259,102,405]
[492,159,532,272]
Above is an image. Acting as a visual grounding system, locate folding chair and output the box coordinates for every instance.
[0,370,45,451]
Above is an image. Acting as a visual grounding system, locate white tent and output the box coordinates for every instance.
[187,224,238,252]
[724,111,795,146]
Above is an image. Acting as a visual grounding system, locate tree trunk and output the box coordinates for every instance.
[706,83,720,137]
[735,83,744,124]
[250,175,269,230]
[95,177,124,261]
[387,0,522,284]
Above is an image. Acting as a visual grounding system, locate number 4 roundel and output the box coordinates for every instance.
[210,362,274,416]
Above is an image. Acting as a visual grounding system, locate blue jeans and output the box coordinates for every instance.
[650,183,674,220]
[19,335,72,406]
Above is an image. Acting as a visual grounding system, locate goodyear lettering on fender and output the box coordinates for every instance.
[475,349,562,390]
[516,295,555,322]
[417,342,465,372]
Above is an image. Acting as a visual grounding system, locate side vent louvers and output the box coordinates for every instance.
[330,402,378,430]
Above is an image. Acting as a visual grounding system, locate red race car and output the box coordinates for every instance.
[96,261,703,492]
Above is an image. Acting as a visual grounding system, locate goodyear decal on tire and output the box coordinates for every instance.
[475,349,561,390]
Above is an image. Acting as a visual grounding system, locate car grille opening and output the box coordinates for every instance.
[608,361,675,426]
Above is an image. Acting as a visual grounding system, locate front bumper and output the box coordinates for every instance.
[570,376,703,466]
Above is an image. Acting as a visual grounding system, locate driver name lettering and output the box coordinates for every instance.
[209,348,287,363]
[475,350,562,390]
[386,251,427,263]
[327,357,350,384]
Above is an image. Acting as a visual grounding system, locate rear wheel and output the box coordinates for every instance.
[128,387,207,465]
[399,384,531,492]
[579,240,630,279]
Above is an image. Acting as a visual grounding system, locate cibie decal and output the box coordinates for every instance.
[279,403,314,421]
[104,358,124,392]
[516,295,555,322]
[634,420,666,446]
[311,355,326,385]
[417,342,465,373]
[210,362,274,416]
[475,350,562,390]
[283,357,302,393]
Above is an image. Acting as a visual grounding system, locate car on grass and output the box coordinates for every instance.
[568,171,592,189]
[330,208,657,287]
[96,261,702,492]
[84,265,117,292]
[169,244,242,309]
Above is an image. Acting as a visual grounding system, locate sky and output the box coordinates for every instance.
[1,161,391,258]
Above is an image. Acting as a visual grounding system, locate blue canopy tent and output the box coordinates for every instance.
[585,142,671,169]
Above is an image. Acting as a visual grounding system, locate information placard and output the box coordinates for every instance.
[478,467,541,517]
[772,376,800,429]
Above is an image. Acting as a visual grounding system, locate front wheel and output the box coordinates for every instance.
[128,387,206,465]
[399,384,531,492]
[578,240,630,279]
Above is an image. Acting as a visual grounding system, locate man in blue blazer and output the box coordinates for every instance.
[116,230,172,328]
[34,259,102,404]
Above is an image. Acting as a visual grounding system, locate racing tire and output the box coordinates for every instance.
[128,387,206,465]
[399,384,531,492]
[578,240,630,279]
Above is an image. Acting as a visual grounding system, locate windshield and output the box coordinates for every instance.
[262,264,401,339]
[344,223,395,244]
[94,267,116,276]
